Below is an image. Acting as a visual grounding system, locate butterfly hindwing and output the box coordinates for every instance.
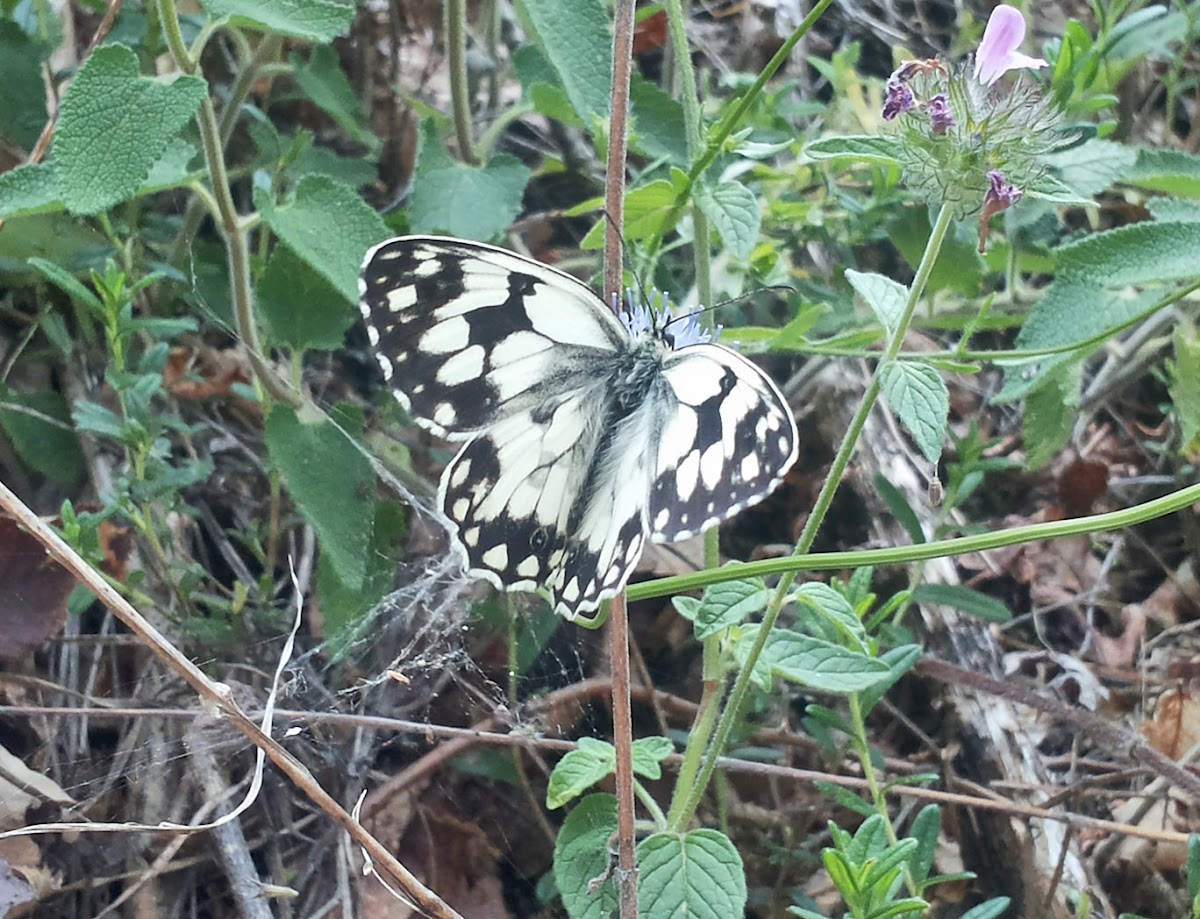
[359,236,626,437]
[647,344,797,542]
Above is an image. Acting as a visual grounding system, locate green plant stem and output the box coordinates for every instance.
[445,0,478,165]
[157,0,296,409]
[646,0,835,257]
[669,203,955,832]
[630,476,1200,601]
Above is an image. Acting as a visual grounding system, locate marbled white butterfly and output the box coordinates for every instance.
[359,236,798,620]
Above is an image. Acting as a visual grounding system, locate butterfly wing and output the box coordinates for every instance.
[647,344,797,542]
[359,236,627,438]
[441,379,664,620]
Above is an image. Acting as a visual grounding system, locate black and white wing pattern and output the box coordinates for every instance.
[359,235,799,620]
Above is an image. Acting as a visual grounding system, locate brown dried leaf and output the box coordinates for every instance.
[1141,689,1200,760]
[0,517,76,660]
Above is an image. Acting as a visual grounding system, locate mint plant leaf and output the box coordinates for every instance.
[638,830,746,919]
[911,583,1012,623]
[631,736,673,780]
[1171,323,1200,457]
[256,244,356,350]
[0,163,62,218]
[53,44,207,215]
[767,631,890,692]
[255,174,390,304]
[0,20,49,151]
[554,794,619,919]
[805,135,904,165]
[1122,148,1200,198]
[293,45,376,149]
[792,582,867,649]
[0,388,84,484]
[684,577,771,640]
[1022,363,1079,470]
[264,404,372,591]
[521,0,612,123]
[1057,221,1200,284]
[846,269,907,334]
[546,738,615,810]
[880,361,949,463]
[409,121,531,240]
[695,179,760,260]
[198,0,354,42]
[630,74,689,164]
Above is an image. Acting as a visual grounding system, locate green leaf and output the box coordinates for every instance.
[1057,221,1200,285]
[554,794,618,919]
[638,830,746,919]
[845,269,906,335]
[264,404,373,591]
[911,583,1012,623]
[1043,138,1137,198]
[1022,363,1079,470]
[685,577,771,640]
[880,362,949,463]
[26,256,104,313]
[0,163,62,218]
[520,0,612,122]
[858,644,922,714]
[907,805,941,885]
[766,631,890,692]
[630,74,688,165]
[1122,149,1200,198]
[1188,834,1200,901]
[292,45,376,149]
[888,210,984,297]
[805,135,904,166]
[959,897,1012,919]
[1000,277,1158,401]
[695,180,760,260]
[52,44,207,215]
[792,582,866,649]
[1022,172,1093,205]
[255,174,390,304]
[198,0,354,42]
[1172,323,1200,457]
[1148,199,1200,224]
[317,498,407,657]
[256,244,356,350]
[0,20,49,151]
[580,175,684,247]
[631,736,673,780]
[546,738,615,810]
[408,120,531,240]
[0,388,84,484]
[875,474,926,545]
[0,214,109,275]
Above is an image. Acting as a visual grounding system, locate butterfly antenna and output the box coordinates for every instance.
[659,284,799,331]
[599,209,652,317]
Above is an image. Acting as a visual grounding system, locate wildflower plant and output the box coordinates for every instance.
[879,5,1066,235]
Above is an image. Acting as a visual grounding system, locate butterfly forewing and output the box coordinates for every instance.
[359,236,626,437]
[648,345,797,542]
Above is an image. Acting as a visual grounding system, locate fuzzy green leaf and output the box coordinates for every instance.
[695,179,760,259]
[631,736,674,781]
[1044,138,1137,198]
[792,582,866,649]
[520,0,612,122]
[1022,363,1079,470]
[630,75,689,164]
[1171,324,1200,458]
[1057,221,1200,285]
[199,0,354,41]
[0,163,62,218]
[0,388,84,484]
[554,794,619,919]
[52,44,207,215]
[546,738,614,810]
[805,135,904,165]
[846,269,907,334]
[1122,148,1200,198]
[680,577,771,640]
[880,362,949,463]
[408,121,531,241]
[256,244,356,350]
[0,21,49,151]
[767,631,890,692]
[255,174,390,304]
[264,404,372,590]
[638,830,746,919]
[293,45,375,149]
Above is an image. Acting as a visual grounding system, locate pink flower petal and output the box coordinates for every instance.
[973,5,1048,85]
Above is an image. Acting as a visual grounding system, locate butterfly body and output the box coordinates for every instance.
[359,236,798,619]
